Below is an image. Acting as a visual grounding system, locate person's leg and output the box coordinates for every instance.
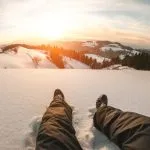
[93,95,150,150]
[36,89,82,150]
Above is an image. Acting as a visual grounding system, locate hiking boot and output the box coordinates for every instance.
[96,94,108,109]
[53,89,64,100]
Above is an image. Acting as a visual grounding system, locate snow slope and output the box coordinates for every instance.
[82,41,98,48]
[101,44,124,52]
[131,50,140,55]
[0,70,150,150]
[102,64,135,70]
[101,44,140,57]
[0,47,57,69]
[85,54,111,63]
[63,56,90,69]
[119,54,125,60]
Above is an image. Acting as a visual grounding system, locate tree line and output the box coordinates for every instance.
[1,44,150,70]
[121,53,150,70]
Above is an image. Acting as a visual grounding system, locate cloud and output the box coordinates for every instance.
[0,0,150,48]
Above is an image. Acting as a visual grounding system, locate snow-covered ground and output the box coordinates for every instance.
[0,70,150,150]
[85,54,111,63]
[102,64,135,70]
[131,50,140,55]
[101,44,124,52]
[0,47,90,69]
[63,56,90,69]
[82,41,98,48]
[119,54,125,60]
[101,44,140,56]
[0,47,57,69]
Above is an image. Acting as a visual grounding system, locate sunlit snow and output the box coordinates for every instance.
[0,70,150,150]
[85,54,111,63]
[0,47,57,69]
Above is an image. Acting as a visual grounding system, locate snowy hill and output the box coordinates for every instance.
[102,64,135,70]
[0,70,150,150]
[101,44,124,52]
[1,44,147,70]
[49,41,142,61]
[85,54,111,63]
[0,47,57,69]
[63,56,90,69]
[101,43,140,57]
[82,41,98,48]
[0,46,90,69]
[49,40,135,52]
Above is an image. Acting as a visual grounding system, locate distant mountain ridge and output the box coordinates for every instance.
[49,40,134,52]
[48,40,141,59]
[0,40,142,52]
[0,41,149,70]
[0,40,144,60]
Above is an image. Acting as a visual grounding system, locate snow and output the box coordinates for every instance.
[101,44,124,52]
[119,54,125,60]
[1,70,150,150]
[82,41,98,48]
[85,54,111,63]
[0,47,57,69]
[124,49,130,52]
[101,44,140,56]
[108,44,119,47]
[103,64,135,70]
[63,56,90,69]
[131,50,140,55]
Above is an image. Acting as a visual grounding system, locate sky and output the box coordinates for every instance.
[0,0,150,48]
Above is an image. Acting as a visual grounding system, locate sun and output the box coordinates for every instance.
[40,19,66,40]
[33,12,77,40]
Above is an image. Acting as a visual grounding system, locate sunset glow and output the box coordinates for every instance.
[27,11,79,40]
[0,0,150,48]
